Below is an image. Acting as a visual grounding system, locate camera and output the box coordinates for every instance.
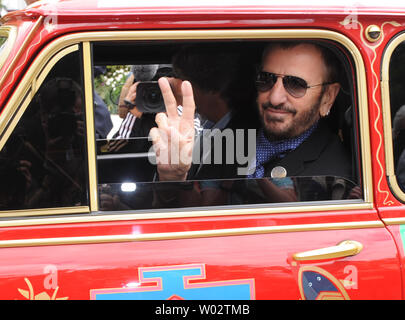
[132,65,173,114]
[135,81,166,113]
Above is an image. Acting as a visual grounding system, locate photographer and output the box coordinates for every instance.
[107,65,171,153]
[109,64,202,153]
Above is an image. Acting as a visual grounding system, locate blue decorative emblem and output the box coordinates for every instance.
[90,264,255,300]
[298,266,350,300]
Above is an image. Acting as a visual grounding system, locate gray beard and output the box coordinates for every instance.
[261,92,323,141]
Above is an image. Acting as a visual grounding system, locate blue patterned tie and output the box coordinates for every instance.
[249,123,317,178]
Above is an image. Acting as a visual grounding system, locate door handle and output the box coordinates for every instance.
[292,240,363,261]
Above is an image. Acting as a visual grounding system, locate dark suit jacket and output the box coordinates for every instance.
[191,118,352,181]
[233,120,355,203]
[188,115,257,181]
[153,119,354,208]
[263,120,353,180]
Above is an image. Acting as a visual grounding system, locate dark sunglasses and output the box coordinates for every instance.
[255,71,333,98]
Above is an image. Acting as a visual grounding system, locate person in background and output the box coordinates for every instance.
[93,66,113,139]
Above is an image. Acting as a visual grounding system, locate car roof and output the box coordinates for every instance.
[15,0,405,17]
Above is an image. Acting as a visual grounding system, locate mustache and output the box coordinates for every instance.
[262,102,297,115]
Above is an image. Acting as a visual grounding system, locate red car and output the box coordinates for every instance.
[0,0,404,300]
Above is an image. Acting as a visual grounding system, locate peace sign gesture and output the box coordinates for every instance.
[149,77,196,181]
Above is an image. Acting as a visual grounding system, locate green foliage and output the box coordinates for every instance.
[94,65,131,114]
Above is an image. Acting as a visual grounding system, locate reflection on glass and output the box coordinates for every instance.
[0,52,88,211]
[97,176,362,211]
[121,182,137,192]
[96,137,155,184]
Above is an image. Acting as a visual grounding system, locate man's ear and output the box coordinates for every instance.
[320,83,340,117]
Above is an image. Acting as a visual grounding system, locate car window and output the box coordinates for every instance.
[92,40,363,212]
[388,40,405,193]
[0,50,89,211]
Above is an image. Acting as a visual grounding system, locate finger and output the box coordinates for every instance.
[150,126,167,152]
[150,127,169,165]
[155,112,169,131]
[180,81,195,121]
[149,127,161,145]
[158,77,178,119]
[125,82,139,103]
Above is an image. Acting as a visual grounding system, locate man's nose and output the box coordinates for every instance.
[268,77,288,106]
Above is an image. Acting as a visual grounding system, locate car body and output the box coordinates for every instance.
[0,0,405,300]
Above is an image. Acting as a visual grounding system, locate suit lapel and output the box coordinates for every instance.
[264,121,331,177]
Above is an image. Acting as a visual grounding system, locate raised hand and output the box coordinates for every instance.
[149,78,195,181]
[123,81,142,118]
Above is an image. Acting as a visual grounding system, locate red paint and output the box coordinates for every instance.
[0,0,404,300]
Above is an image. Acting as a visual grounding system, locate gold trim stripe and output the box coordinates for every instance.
[0,220,384,248]
[35,45,79,93]
[0,17,44,98]
[0,201,371,228]
[382,217,405,225]
[0,45,79,152]
[0,206,89,218]
[0,89,31,153]
[358,21,400,206]
[82,42,99,212]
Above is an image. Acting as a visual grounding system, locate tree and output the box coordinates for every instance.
[94,65,131,114]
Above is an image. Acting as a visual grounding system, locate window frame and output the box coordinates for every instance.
[0,43,90,218]
[0,29,372,221]
[381,32,405,202]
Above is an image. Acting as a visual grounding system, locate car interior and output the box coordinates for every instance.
[91,39,362,210]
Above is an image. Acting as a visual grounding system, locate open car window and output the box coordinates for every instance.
[92,40,363,212]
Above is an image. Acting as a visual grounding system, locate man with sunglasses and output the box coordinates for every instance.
[250,41,352,180]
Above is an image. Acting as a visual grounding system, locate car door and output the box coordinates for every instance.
[380,30,405,298]
[0,26,401,300]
